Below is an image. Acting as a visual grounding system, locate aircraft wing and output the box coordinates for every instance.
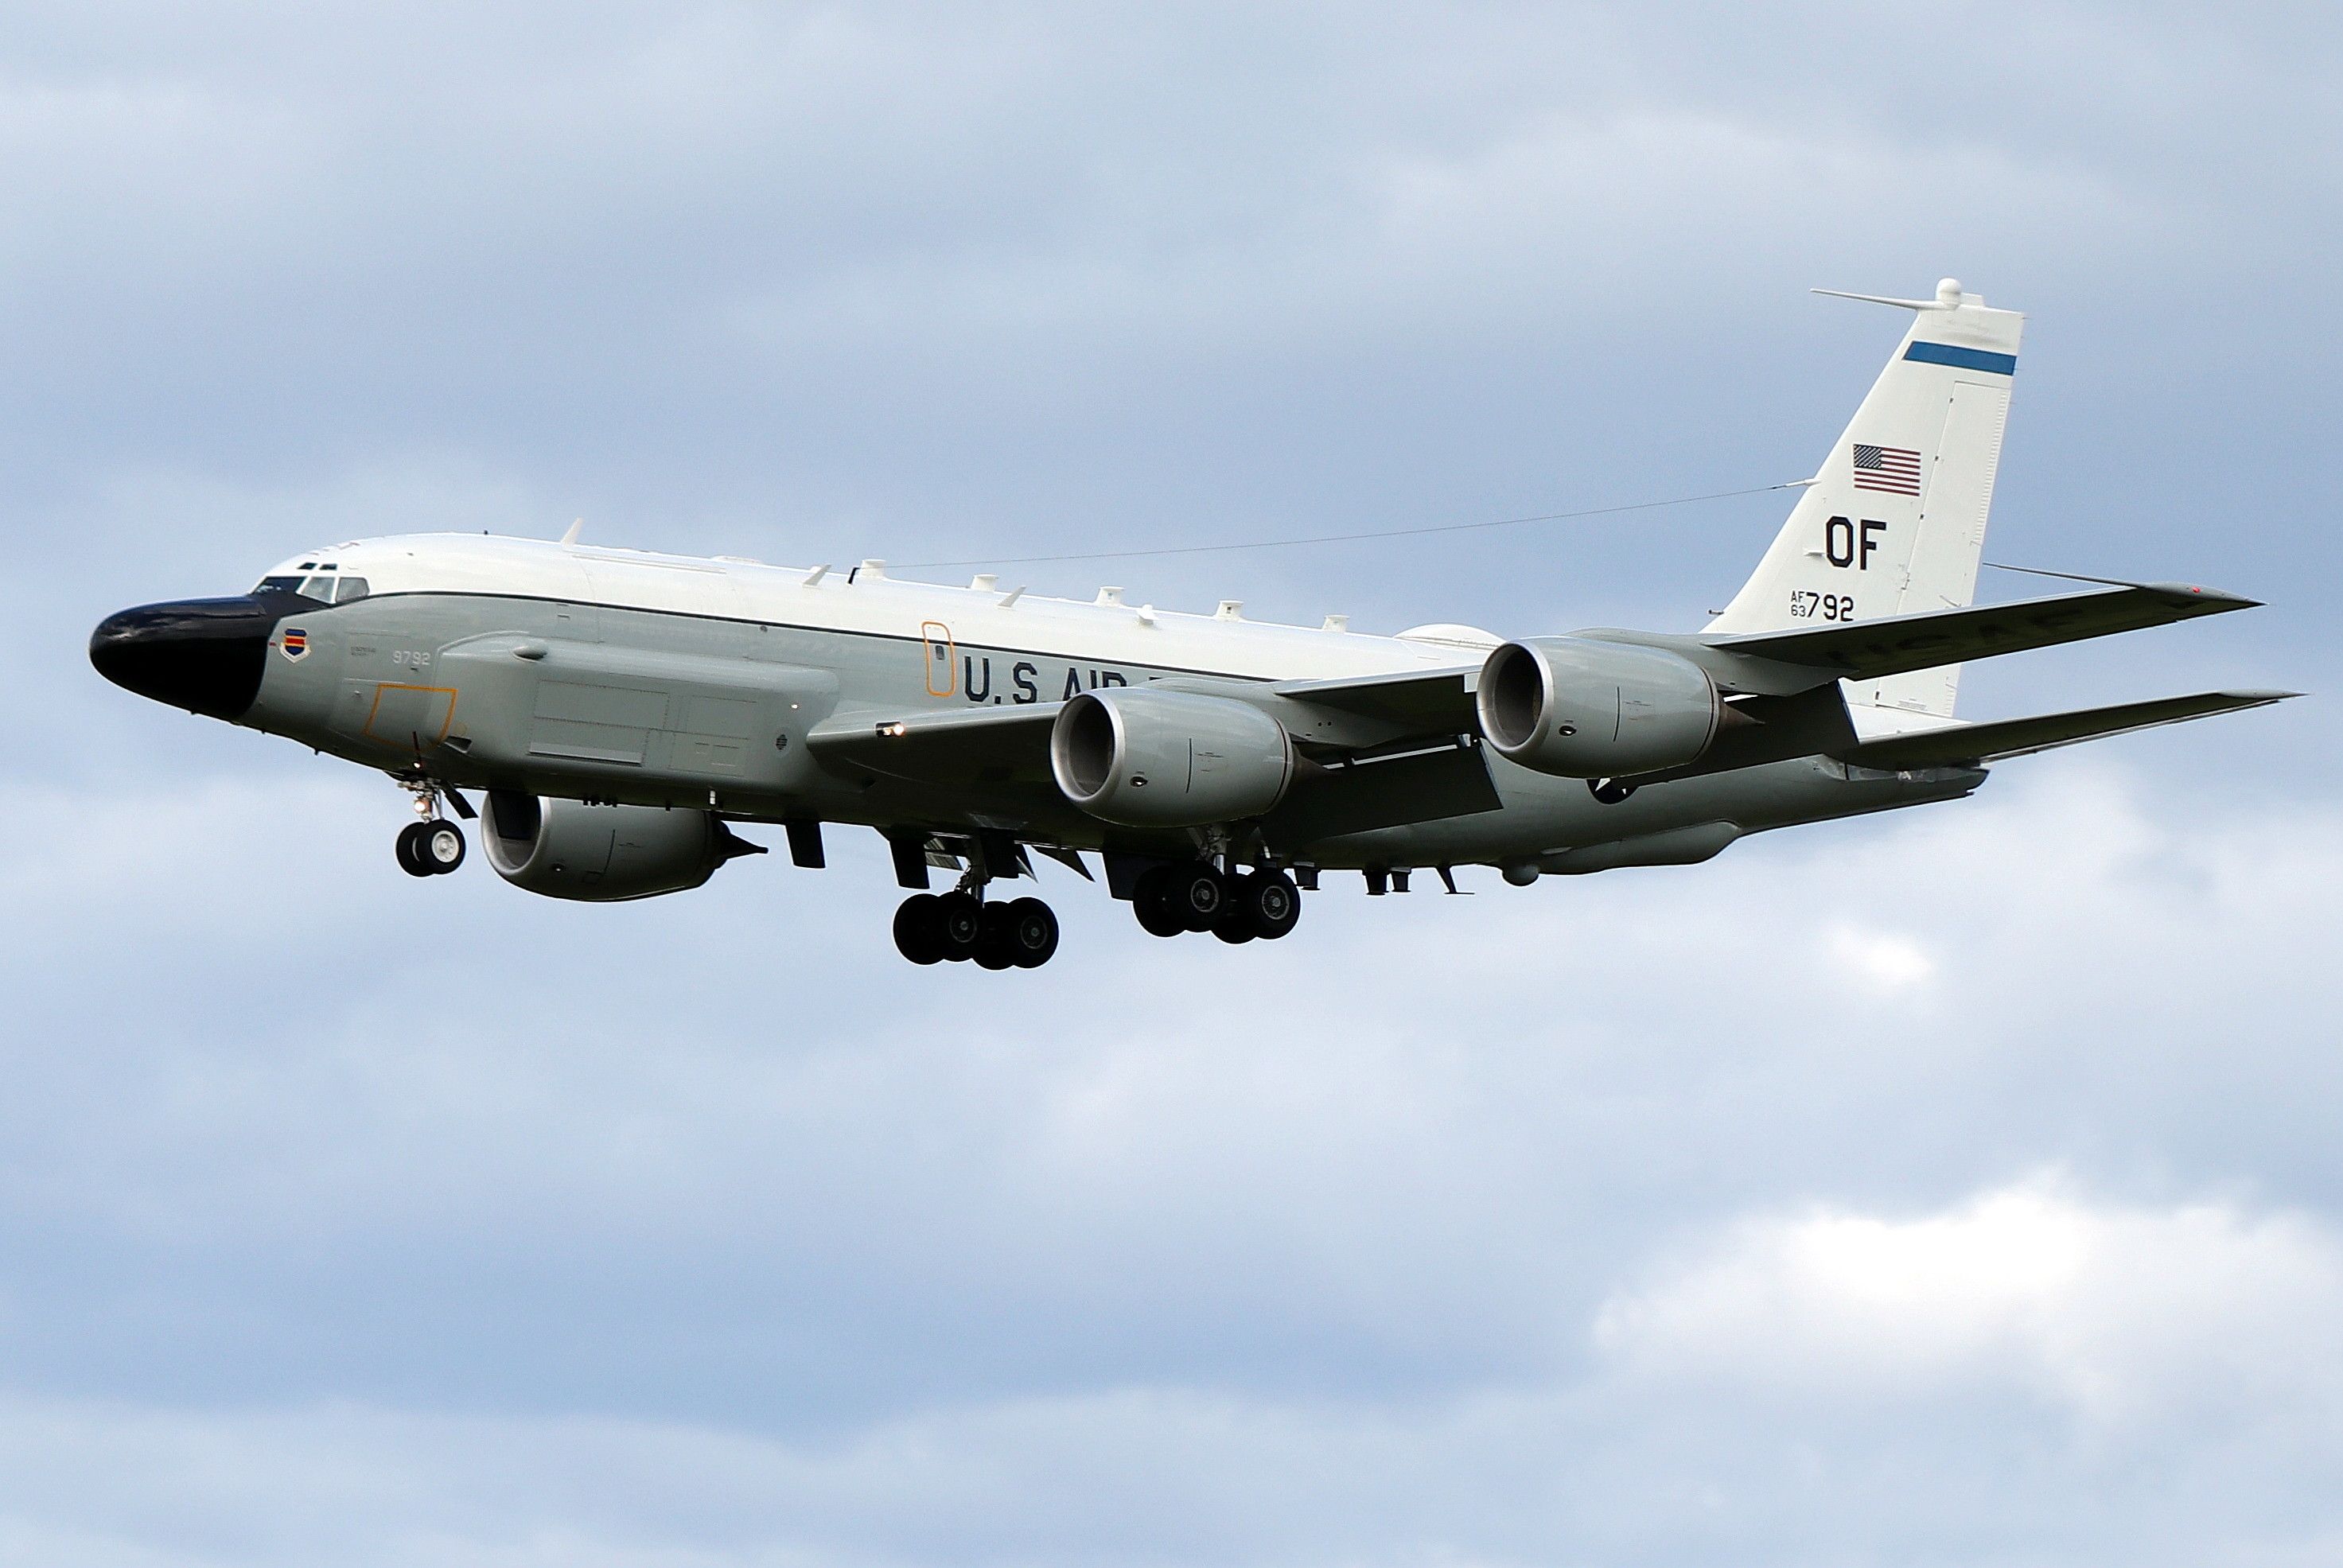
[1268,666,1480,733]
[807,704,1063,787]
[1694,582,2259,691]
[1835,689,2297,770]
[807,682,1504,838]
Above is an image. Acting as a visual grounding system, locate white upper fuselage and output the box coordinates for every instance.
[261,532,1502,686]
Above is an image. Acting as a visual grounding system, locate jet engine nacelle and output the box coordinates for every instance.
[1476,636,1721,779]
[1050,687,1294,827]
[483,791,754,901]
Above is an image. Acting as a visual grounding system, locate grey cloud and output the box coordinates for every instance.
[3,765,2336,1432]
[6,1169,2343,1568]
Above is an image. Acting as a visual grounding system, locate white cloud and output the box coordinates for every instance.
[1823,924,1936,992]
[1593,1176,2343,1427]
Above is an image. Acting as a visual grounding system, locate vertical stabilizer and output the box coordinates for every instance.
[1707,279,2023,721]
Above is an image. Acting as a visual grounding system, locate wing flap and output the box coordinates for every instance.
[1835,689,2297,770]
[1264,741,1503,842]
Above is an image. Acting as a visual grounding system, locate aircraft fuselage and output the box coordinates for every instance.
[94,533,1979,891]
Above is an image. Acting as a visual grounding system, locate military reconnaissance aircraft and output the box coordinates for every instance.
[91,282,2289,969]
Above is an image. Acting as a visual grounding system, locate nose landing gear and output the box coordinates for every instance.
[395,819,466,877]
[392,775,472,877]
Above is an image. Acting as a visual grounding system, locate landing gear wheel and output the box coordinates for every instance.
[973,904,1019,971]
[1589,778,1637,805]
[421,820,465,873]
[893,894,946,964]
[1005,897,1060,968]
[934,891,984,962]
[1164,862,1229,932]
[1211,909,1257,944]
[395,821,434,877]
[1236,868,1302,940]
[1131,866,1189,937]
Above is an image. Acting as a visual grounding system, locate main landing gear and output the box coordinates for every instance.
[893,891,1061,969]
[1131,862,1302,945]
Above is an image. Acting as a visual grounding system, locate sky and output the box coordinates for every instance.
[3,3,2339,1563]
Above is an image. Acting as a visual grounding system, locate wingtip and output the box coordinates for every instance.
[2144,581,2261,609]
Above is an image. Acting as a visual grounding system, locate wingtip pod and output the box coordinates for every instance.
[2143,581,2263,611]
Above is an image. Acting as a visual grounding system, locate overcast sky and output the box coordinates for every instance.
[4,4,2339,1564]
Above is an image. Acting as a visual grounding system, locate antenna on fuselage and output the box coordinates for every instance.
[559,518,584,547]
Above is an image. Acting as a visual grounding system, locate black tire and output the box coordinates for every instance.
[1166,862,1228,932]
[935,891,984,961]
[1132,867,1187,938]
[1239,868,1302,940]
[395,821,434,877]
[973,903,1019,970]
[892,894,946,964]
[422,820,466,873]
[1211,909,1257,944]
[1006,897,1060,967]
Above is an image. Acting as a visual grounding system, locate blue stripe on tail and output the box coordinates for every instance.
[1905,341,2017,375]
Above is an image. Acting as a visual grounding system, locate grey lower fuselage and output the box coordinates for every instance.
[239,584,1979,877]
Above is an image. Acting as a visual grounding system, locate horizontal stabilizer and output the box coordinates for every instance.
[1701,581,2259,691]
[1836,689,2297,769]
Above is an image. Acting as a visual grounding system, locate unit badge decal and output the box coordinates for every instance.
[280,628,309,660]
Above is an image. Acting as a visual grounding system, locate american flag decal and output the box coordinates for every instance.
[1852,443,1923,496]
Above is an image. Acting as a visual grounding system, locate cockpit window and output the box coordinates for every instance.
[255,574,369,604]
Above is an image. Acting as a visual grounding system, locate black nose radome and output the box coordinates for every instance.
[89,595,288,719]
